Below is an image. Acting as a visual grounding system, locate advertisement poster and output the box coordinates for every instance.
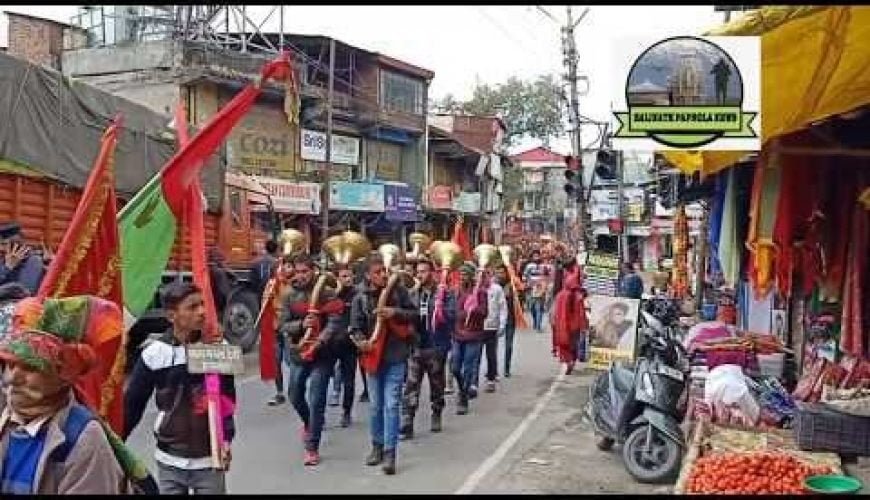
[252,176,321,215]
[583,251,620,296]
[329,182,384,212]
[384,184,419,221]
[587,295,641,370]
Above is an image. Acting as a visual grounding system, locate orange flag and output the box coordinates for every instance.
[38,116,125,435]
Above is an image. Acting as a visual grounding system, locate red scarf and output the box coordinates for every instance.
[551,271,587,363]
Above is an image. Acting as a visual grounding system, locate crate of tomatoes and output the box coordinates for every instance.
[683,451,837,494]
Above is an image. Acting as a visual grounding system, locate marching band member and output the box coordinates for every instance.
[349,254,416,475]
[400,258,456,440]
[278,253,344,467]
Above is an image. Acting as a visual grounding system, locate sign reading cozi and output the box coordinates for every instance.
[226,104,297,174]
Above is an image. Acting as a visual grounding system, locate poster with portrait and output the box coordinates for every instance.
[587,294,642,370]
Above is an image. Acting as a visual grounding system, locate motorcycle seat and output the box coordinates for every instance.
[611,362,635,393]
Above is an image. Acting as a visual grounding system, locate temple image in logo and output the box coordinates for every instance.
[627,37,742,107]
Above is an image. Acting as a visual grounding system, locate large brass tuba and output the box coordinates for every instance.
[279,228,308,258]
[297,231,370,361]
[473,244,502,274]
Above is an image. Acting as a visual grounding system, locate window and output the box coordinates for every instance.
[379,70,423,115]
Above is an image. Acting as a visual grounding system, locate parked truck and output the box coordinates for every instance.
[0,168,278,358]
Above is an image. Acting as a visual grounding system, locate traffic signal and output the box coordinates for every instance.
[563,155,583,200]
[595,149,617,180]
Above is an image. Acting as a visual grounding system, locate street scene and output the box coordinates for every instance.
[0,4,869,496]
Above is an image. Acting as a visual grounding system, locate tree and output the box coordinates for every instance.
[433,74,565,147]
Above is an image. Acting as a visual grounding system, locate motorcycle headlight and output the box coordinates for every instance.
[641,372,654,399]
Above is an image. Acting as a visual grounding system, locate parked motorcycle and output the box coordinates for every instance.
[586,308,690,484]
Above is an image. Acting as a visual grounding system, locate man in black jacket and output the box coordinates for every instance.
[349,256,416,475]
[328,264,360,428]
[400,258,456,440]
[125,282,236,494]
[277,253,343,467]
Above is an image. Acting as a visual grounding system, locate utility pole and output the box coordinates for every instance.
[322,38,335,259]
[561,6,589,251]
[616,150,629,264]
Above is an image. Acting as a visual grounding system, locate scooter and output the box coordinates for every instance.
[586,309,690,484]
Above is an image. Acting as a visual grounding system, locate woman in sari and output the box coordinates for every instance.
[550,268,588,375]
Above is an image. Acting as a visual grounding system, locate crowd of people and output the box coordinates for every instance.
[0,220,600,494]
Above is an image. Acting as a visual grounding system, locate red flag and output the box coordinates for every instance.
[38,116,125,435]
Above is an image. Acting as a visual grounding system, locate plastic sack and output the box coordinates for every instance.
[704,364,760,424]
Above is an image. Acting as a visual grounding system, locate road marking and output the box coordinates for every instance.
[455,369,567,495]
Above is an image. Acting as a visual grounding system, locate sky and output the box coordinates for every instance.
[2,5,726,154]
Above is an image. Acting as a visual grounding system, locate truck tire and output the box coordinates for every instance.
[223,288,260,353]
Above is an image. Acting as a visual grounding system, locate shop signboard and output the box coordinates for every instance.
[452,192,481,213]
[624,187,646,222]
[590,189,619,222]
[428,185,453,210]
[227,103,296,175]
[384,184,419,221]
[329,182,384,212]
[252,176,320,215]
[300,128,360,165]
[583,251,620,296]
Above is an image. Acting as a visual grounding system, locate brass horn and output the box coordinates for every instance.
[407,232,432,263]
[377,243,403,273]
[473,243,502,271]
[322,230,371,266]
[430,240,463,271]
[279,228,308,258]
[498,245,513,268]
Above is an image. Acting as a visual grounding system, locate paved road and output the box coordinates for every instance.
[125,323,660,494]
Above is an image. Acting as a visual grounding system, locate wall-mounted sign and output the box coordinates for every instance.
[384,185,419,222]
[301,128,360,165]
[252,176,321,215]
[452,192,481,213]
[329,182,384,212]
[428,185,453,210]
[623,187,646,223]
[227,104,296,175]
[584,251,621,296]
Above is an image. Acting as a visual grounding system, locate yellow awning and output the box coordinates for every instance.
[710,6,870,142]
[659,150,751,177]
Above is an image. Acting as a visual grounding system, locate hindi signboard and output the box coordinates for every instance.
[186,343,245,375]
[583,251,621,296]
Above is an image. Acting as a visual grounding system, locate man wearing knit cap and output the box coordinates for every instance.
[0,295,156,494]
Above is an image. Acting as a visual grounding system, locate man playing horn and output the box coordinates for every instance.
[349,255,416,475]
[400,257,455,441]
[277,253,343,467]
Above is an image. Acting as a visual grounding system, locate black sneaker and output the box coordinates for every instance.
[468,385,478,399]
[359,392,370,403]
[340,411,352,428]
[267,394,286,406]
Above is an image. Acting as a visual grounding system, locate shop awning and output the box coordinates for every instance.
[659,150,752,177]
[710,6,870,142]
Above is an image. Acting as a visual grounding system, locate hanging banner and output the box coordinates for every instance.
[329,181,384,212]
[384,184,419,222]
[252,176,320,214]
[300,128,360,165]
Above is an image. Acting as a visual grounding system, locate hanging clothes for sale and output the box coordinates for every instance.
[746,150,782,298]
[772,156,821,298]
[840,198,868,359]
[819,166,860,302]
[718,168,741,289]
[707,170,727,277]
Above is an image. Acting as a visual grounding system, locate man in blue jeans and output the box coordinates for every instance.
[349,256,416,475]
[278,254,344,467]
